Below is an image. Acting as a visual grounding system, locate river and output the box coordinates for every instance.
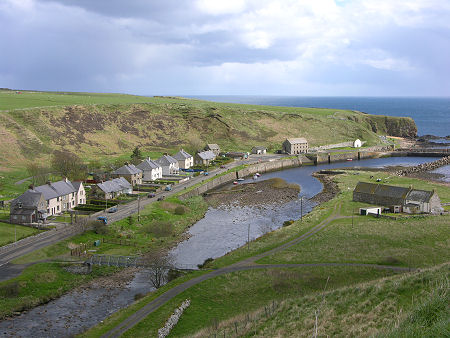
[0,156,442,337]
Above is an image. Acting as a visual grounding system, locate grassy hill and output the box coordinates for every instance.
[0,90,417,169]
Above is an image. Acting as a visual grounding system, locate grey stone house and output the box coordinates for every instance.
[195,150,216,166]
[94,177,133,199]
[111,164,143,186]
[251,146,267,155]
[205,144,221,156]
[155,155,179,175]
[353,182,442,214]
[137,158,163,181]
[282,138,308,154]
[10,189,47,224]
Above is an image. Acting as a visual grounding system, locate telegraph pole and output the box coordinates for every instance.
[247,223,250,251]
[137,184,141,222]
[300,196,303,221]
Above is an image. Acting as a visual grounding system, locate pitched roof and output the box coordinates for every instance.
[112,164,142,175]
[11,189,43,208]
[285,138,308,144]
[155,155,178,166]
[206,144,220,150]
[34,179,76,200]
[406,189,434,203]
[354,182,410,199]
[136,158,161,171]
[252,146,267,151]
[72,181,83,191]
[97,177,132,194]
[173,149,192,160]
[197,150,216,160]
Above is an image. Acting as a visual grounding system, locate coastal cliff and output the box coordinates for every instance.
[0,94,417,166]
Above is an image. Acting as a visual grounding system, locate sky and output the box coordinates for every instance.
[1,0,449,96]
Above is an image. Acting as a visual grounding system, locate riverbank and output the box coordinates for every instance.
[205,178,300,207]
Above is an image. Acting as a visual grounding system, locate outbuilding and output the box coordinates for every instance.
[251,146,267,155]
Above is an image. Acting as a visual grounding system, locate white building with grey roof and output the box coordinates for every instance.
[173,149,194,169]
[137,158,163,181]
[155,155,179,175]
[11,178,86,222]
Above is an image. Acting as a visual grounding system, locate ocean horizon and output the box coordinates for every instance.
[186,96,450,137]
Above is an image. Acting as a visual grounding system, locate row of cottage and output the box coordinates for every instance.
[8,146,222,224]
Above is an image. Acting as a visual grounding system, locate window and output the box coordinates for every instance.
[57,205,59,211]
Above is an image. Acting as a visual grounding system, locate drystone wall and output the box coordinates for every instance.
[396,156,450,176]
[179,158,302,200]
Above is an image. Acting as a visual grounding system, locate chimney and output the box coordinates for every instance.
[64,177,69,183]
[29,184,34,190]
[164,152,168,156]
[47,181,52,186]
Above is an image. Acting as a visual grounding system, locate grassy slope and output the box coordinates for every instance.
[193,263,449,337]
[84,171,448,337]
[0,222,41,246]
[0,90,416,170]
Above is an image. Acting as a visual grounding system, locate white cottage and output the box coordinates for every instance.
[156,155,179,175]
[137,158,163,181]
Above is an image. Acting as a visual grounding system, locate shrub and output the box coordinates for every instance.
[197,257,214,269]
[143,221,174,238]
[283,220,294,227]
[174,206,186,215]
[91,220,108,235]
[134,293,145,301]
[0,282,20,298]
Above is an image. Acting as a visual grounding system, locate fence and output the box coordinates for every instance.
[207,301,279,338]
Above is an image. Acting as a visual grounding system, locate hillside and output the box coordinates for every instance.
[0,90,417,168]
[191,263,449,337]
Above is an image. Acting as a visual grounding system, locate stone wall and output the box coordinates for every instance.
[396,156,450,176]
[309,140,367,152]
[179,158,302,200]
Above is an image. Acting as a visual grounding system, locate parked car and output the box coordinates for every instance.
[97,216,108,224]
[165,185,172,191]
[157,196,165,201]
[204,172,209,176]
[220,165,226,168]
[147,193,156,198]
[107,207,117,213]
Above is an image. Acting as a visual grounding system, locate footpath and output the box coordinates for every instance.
[101,203,414,338]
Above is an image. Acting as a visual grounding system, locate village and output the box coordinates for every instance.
[7,135,446,228]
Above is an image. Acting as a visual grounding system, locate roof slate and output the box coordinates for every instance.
[156,155,178,166]
[286,138,308,144]
[11,189,43,208]
[354,182,410,199]
[197,150,216,160]
[173,149,192,160]
[112,164,142,175]
[406,189,434,203]
[34,179,76,201]
[137,158,162,171]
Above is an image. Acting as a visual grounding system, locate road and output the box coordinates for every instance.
[101,202,415,338]
[0,154,285,275]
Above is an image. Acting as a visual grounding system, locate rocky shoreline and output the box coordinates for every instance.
[310,172,341,204]
[205,178,300,207]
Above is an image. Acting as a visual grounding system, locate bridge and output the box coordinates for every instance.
[85,254,197,270]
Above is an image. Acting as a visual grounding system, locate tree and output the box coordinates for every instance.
[143,250,173,289]
[130,146,143,165]
[51,150,86,181]
[185,134,204,155]
[26,162,51,186]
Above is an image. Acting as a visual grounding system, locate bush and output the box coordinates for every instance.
[91,220,108,235]
[143,221,174,238]
[0,282,20,298]
[174,206,186,215]
[197,257,214,269]
[283,220,294,227]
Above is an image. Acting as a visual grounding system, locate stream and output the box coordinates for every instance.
[0,156,443,337]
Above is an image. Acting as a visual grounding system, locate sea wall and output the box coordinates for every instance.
[179,158,302,199]
[396,155,450,176]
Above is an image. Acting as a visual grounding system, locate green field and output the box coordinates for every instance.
[12,196,208,264]
[0,222,41,246]
[82,169,449,337]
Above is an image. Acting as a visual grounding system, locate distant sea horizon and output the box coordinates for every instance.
[185,96,450,137]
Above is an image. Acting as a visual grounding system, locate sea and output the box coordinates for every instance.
[187,96,450,138]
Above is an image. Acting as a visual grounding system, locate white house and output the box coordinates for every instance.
[173,149,194,169]
[353,139,362,148]
[137,158,163,181]
[33,178,85,216]
[156,155,179,175]
[251,146,267,155]
[72,181,86,205]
